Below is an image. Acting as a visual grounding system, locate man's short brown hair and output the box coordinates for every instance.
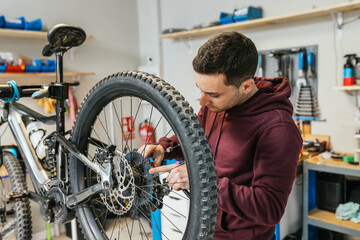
[192,32,258,88]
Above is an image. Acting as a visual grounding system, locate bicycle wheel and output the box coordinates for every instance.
[0,152,32,239]
[69,71,218,240]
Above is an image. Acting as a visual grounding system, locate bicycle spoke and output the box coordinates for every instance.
[124,215,132,239]
[130,211,135,237]
[109,213,119,239]
[112,101,133,152]
[118,214,122,240]
[96,115,114,146]
[145,195,183,234]
[103,107,109,146]
[133,204,170,240]
[90,126,107,150]
[134,185,186,218]
[143,106,154,151]
[138,218,147,240]
[124,97,142,152]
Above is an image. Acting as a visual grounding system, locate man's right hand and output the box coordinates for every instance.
[137,144,165,167]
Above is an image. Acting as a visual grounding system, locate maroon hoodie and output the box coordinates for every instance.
[160,77,302,239]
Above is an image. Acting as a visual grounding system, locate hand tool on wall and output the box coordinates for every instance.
[257,53,264,77]
[296,49,307,87]
[307,52,315,81]
[272,52,283,77]
[294,49,320,117]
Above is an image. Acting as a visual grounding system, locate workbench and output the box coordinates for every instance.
[302,157,360,239]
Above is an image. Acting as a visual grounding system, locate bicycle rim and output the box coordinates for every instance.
[70,71,218,240]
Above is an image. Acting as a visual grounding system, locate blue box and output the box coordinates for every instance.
[0,59,6,73]
[40,59,56,73]
[233,6,262,22]
[4,17,24,30]
[24,18,42,31]
[25,59,41,73]
[0,15,5,28]
[220,12,234,25]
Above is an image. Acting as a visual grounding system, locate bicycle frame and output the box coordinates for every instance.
[0,52,112,215]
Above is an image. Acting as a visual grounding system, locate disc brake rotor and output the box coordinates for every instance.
[99,153,135,215]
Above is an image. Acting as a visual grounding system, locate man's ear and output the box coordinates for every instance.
[240,79,254,94]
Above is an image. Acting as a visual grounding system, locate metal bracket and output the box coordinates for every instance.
[179,37,193,54]
[327,10,343,40]
[337,12,343,40]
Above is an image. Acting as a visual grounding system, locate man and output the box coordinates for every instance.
[139,32,302,239]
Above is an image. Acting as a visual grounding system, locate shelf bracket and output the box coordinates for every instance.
[178,37,193,54]
[328,10,343,40]
[336,12,343,40]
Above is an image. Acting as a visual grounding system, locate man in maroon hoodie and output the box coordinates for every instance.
[139,32,302,239]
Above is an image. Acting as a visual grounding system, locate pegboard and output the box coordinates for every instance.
[255,45,318,106]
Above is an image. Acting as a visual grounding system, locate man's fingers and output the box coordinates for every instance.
[149,164,178,174]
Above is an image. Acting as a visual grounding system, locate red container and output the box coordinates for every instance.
[344,77,354,86]
[5,58,25,73]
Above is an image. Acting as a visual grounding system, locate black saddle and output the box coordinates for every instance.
[42,24,86,57]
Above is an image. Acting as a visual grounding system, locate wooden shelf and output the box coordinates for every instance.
[308,208,360,232]
[0,28,95,41]
[306,157,360,171]
[333,85,360,91]
[159,1,360,39]
[0,72,95,78]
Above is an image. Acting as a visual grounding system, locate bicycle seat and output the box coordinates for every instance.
[42,24,86,57]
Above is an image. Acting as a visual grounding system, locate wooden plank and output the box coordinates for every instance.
[0,28,47,40]
[308,208,360,231]
[307,157,360,170]
[159,1,360,39]
[333,86,360,91]
[0,72,95,78]
[0,28,95,40]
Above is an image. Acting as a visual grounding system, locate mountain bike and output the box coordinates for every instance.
[0,24,218,240]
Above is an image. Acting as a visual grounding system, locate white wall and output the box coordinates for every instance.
[1,0,140,236]
[0,0,140,127]
[137,0,360,238]
[138,0,360,153]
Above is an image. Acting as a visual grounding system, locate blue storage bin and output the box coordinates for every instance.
[0,15,5,28]
[40,59,56,72]
[0,59,6,73]
[233,6,262,22]
[220,12,234,25]
[24,18,42,31]
[25,59,41,73]
[4,17,24,30]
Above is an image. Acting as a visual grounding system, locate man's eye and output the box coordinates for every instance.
[210,95,218,99]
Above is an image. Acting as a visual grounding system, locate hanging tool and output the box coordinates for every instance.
[296,49,307,87]
[269,49,298,77]
[307,52,315,81]
[257,53,264,77]
[294,49,320,117]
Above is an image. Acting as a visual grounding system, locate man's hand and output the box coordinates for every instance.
[149,164,189,191]
[137,144,165,167]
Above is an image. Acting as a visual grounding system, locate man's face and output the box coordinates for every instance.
[195,72,243,113]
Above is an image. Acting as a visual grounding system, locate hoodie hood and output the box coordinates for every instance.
[227,77,293,116]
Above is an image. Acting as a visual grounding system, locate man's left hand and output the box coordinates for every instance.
[149,164,189,191]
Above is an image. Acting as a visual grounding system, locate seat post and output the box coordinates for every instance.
[55,51,65,135]
[55,52,64,85]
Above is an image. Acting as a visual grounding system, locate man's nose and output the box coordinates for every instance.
[199,92,208,107]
